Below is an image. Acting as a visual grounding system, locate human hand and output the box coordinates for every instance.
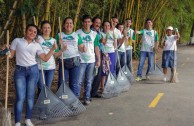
[83,45,87,52]
[96,60,101,67]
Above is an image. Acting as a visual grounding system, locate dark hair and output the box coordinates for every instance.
[146,18,152,22]
[63,17,74,25]
[111,15,118,19]
[82,14,91,22]
[116,23,124,29]
[26,24,39,35]
[92,16,101,23]
[125,18,132,22]
[41,20,51,28]
[102,21,110,27]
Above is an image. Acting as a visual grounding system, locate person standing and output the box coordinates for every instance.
[90,16,103,98]
[100,21,117,91]
[162,26,180,82]
[36,20,58,95]
[125,18,136,71]
[76,14,101,105]
[56,17,86,97]
[9,24,56,126]
[110,16,123,75]
[135,18,159,81]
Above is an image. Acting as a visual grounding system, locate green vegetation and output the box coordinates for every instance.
[0,0,193,45]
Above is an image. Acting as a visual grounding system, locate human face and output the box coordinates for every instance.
[118,25,124,33]
[166,29,173,36]
[146,20,153,29]
[83,18,92,31]
[112,18,119,27]
[41,23,51,36]
[25,26,37,41]
[93,18,101,31]
[64,19,74,33]
[103,22,110,33]
[126,20,132,28]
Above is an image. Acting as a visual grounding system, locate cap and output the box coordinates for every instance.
[166,26,173,31]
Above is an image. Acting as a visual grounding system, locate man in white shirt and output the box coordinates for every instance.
[162,26,180,82]
[135,18,159,81]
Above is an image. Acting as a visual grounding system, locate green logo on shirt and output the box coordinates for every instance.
[63,36,74,40]
[83,35,92,42]
[42,42,52,48]
[146,32,152,36]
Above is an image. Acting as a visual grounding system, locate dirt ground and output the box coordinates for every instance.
[0,48,163,109]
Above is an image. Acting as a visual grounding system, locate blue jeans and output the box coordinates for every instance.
[37,69,55,95]
[126,49,132,71]
[77,63,95,100]
[137,51,154,77]
[58,59,80,97]
[116,51,124,75]
[14,64,39,123]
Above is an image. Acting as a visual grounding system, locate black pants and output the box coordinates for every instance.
[91,52,102,97]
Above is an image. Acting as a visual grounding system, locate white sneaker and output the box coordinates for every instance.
[146,75,150,80]
[25,119,34,126]
[163,77,167,82]
[15,122,21,126]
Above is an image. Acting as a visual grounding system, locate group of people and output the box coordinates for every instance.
[0,14,180,126]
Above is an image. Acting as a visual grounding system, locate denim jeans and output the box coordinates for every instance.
[137,51,154,77]
[126,49,132,71]
[77,63,95,100]
[117,51,125,74]
[14,64,39,123]
[37,69,55,95]
[58,59,80,97]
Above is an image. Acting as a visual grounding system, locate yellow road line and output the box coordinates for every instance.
[149,93,164,108]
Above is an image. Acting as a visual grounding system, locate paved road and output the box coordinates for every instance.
[30,45,194,126]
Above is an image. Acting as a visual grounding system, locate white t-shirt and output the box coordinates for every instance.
[101,31,116,53]
[76,29,99,63]
[163,35,177,51]
[56,32,82,59]
[37,35,56,70]
[10,38,44,66]
[118,34,126,52]
[140,29,158,52]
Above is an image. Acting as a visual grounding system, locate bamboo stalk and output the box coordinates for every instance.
[128,0,134,18]
[22,13,26,36]
[52,0,57,37]
[10,18,16,36]
[108,0,113,21]
[152,0,168,21]
[74,0,82,31]
[45,0,51,20]
[0,0,18,39]
[134,0,140,51]
[101,1,105,23]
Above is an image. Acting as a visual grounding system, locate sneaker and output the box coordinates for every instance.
[146,75,150,80]
[25,119,34,126]
[136,76,142,81]
[15,122,21,126]
[83,100,91,105]
[163,77,167,82]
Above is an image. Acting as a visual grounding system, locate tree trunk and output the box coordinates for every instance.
[52,0,57,37]
[74,0,82,31]
[22,13,26,36]
[45,0,51,21]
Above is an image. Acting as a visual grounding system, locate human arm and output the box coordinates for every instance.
[94,35,101,67]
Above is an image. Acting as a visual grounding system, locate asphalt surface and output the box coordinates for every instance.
[17,45,194,126]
